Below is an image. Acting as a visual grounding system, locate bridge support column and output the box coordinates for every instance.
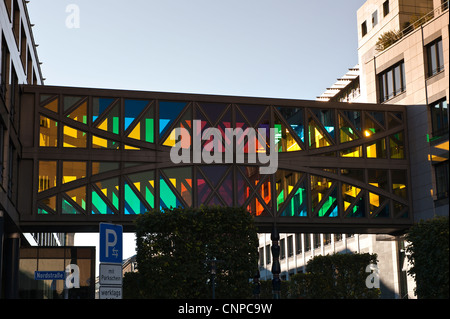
[4,233,20,299]
[271,227,281,299]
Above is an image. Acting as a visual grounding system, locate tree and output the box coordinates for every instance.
[288,253,380,299]
[405,216,449,299]
[130,206,259,299]
[375,30,403,52]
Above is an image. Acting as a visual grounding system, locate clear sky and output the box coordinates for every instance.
[26,0,365,265]
[27,0,364,100]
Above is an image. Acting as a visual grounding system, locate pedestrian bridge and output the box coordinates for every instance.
[17,85,412,235]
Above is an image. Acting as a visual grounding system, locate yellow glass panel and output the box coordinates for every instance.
[67,101,87,124]
[342,183,361,212]
[41,196,57,211]
[39,116,58,147]
[369,192,380,208]
[66,187,86,210]
[38,161,57,192]
[62,161,86,184]
[92,136,119,149]
[128,122,141,140]
[63,126,87,148]
[309,119,331,149]
[340,146,362,157]
[43,99,58,113]
[125,144,140,150]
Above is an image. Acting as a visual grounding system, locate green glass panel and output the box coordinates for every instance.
[317,187,338,217]
[91,190,115,214]
[311,174,334,214]
[159,178,183,210]
[276,170,302,211]
[62,198,81,215]
[125,182,148,214]
[38,207,50,215]
[280,181,307,217]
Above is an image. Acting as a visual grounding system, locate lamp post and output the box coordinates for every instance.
[207,258,223,299]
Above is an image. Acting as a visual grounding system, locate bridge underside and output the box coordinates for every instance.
[17,85,413,235]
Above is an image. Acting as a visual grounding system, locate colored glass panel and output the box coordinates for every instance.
[197,172,212,205]
[124,144,140,150]
[92,98,115,122]
[340,146,362,158]
[159,101,187,137]
[91,190,115,215]
[237,104,265,126]
[247,196,269,217]
[128,171,155,209]
[160,178,183,210]
[127,106,155,143]
[198,102,226,125]
[392,170,407,199]
[43,98,58,113]
[342,183,361,212]
[367,138,387,158]
[280,181,307,217]
[124,99,150,131]
[162,167,192,207]
[40,196,56,212]
[369,192,387,216]
[339,114,359,143]
[347,195,365,218]
[311,174,334,215]
[276,170,302,211]
[92,162,120,175]
[38,161,57,192]
[373,202,390,218]
[236,167,252,206]
[95,178,120,210]
[389,132,405,159]
[63,96,84,112]
[308,117,332,149]
[67,101,87,124]
[162,107,191,148]
[343,111,361,131]
[39,116,58,147]
[275,114,302,152]
[63,126,87,148]
[92,135,120,149]
[387,113,402,129]
[311,109,335,139]
[317,187,338,217]
[217,171,233,206]
[125,182,148,214]
[62,198,81,214]
[62,161,86,184]
[96,103,120,134]
[278,107,305,142]
[66,186,86,210]
[363,114,383,136]
[368,169,389,191]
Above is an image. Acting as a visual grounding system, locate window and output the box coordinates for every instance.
[383,1,390,17]
[378,61,405,102]
[287,235,293,257]
[280,238,285,259]
[265,244,271,264]
[295,234,302,254]
[372,10,378,27]
[435,161,449,200]
[430,99,448,137]
[259,247,264,268]
[1,35,9,99]
[304,234,311,251]
[427,38,444,77]
[361,21,367,37]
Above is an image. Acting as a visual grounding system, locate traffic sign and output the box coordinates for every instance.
[99,223,123,264]
[99,286,122,299]
[100,264,123,286]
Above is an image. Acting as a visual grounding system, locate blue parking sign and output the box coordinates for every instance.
[99,223,123,264]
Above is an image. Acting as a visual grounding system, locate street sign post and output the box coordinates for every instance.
[99,223,123,299]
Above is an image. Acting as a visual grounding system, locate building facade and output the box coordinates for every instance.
[258,0,448,299]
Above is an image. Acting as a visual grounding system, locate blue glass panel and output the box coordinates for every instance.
[93,98,115,122]
[124,182,148,214]
[159,101,187,137]
[124,99,150,131]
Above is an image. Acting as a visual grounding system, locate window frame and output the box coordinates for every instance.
[378,61,406,103]
[430,99,448,138]
[426,37,444,77]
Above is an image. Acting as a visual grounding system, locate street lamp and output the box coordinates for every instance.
[207,258,223,299]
